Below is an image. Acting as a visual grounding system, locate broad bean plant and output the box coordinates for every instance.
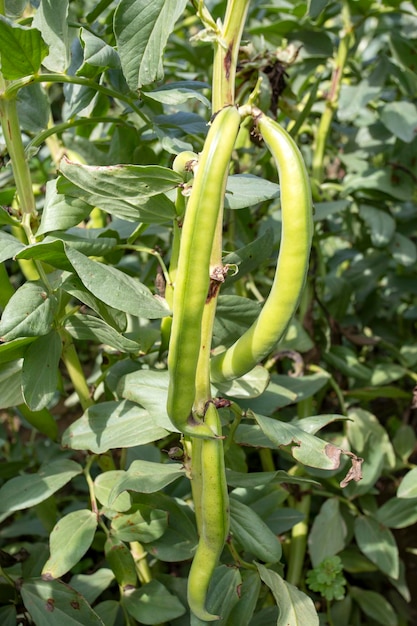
[0,1,416,625]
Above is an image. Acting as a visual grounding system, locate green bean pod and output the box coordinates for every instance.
[210,108,313,382]
[187,403,229,621]
[167,106,241,437]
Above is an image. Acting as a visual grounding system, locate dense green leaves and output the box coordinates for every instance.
[0,1,416,624]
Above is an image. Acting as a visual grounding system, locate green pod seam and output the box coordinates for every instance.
[187,403,229,621]
[167,106,241,437]
[210,109,313,382]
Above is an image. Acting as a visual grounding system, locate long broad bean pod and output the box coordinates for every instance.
[187,402,229,621]
[210,107,313,382]
[167,105,241,437]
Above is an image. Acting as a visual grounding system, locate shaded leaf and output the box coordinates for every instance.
[111,505,167,543]
[229,497,282,563]
[66,247,170,319]
[354,516,399,579]
[380,101,417,143]
[375,497,417,529]
[308,499,347,567]
[0,359,24,409]
[124,579,186,624]
[397,467,417,499]
[21,579,105,626]
[69,569,115,606]
[22,331,62,411]
[0,282,58,341]
[64,314,140,353]
[350,587,398,626]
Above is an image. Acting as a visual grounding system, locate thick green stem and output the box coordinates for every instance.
[211,0,250,110]
[60,331,94,412]
[0,93,37,243]
[312,3,353,182]
[286,491,311,587]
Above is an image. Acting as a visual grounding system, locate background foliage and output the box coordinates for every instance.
[0,0,417,625]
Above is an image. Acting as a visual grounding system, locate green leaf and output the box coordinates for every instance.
[57,177,176,224]
[388,232,417,266]
[257,564,319,626]
[94,471,132,513]
[16,239,73,271]
[0,230,25,262]
[397,467,417,499]
[17,403,58,439]
[0,359,24,409]
[61,274,127,332]
[252,411,343,471]
[354,516,399,579]
[225,175,280,209]
[380,101,417,143]
[64,314,140,353]
[32,0,70,72]
[111,505,167,543]
[359,205,395,247]
[108,460,185,503]
[117,369,175,432]
[135,493,197,561]
[0,282,58,341]
[308,499,347,567]
[191,565,241,623]
[114,0,188,90]
[17,82,50,133]
[61,399,169,453]
[78,28,120,75]
[21,579,105,626]
[0,606,16,626]
[105,538,137,589]
[0,17,49,79]
[65,247,170,319]
[22,331,62,411]
[0,337,34,364]
[42,509,98,579]
[123,579,185,624]
[214,365,270,399]
[375,497,417,529]
[224,571,261,626]
[37,179,92,235]
[222,230,275,287]
[229,497,282,563]
[247,373,330,415]
[0,459,82,515]
[60,158,182,199]
[350,587,398,626]
[143,81,210,107]
[69,569,115,606]
[213,295,261,347]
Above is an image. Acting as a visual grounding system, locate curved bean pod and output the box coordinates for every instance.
[167,105,241,437]
[187,403,229,621]
[210,108,313,382]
